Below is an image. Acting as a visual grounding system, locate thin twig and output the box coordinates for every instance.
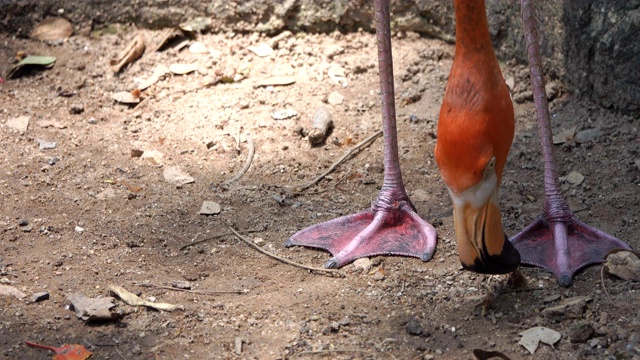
[221,132,255,190]
[296,349,378,358]
[229,227,344,278]
[600,266,614,302]
[296,129,382,192]
[132,282,248,295]
[179,228,262,250]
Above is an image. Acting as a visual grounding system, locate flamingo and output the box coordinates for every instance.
[286,0,630,286]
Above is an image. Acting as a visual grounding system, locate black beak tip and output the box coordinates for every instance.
[462,234,521,274]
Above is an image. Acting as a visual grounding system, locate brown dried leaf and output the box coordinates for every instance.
[110,34,145,73]
[31,17,73,41]
[154,26,194,52]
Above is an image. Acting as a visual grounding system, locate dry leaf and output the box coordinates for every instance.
[25,341,92,360]
[31,17,73,42]
[604,249,640,281]
[518,326,561,354]
[256,76,295,87]
[153,26,195,52]
[169,63,199,75]
[110,34,145,73]
[135,64,170,90]
[67,293,117,321]
[109,285,184,312]
[248,43,274,57]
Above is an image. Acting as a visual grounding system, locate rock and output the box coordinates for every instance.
[564,171,584,186]
[541,296,591,320]
[552,126,576,145]
[308,108,333,147]
[271,109,298,120]
[514,90,533,103]
[574,129,602,143]
[545,81,559,100]
[353,258,372,272]
[198,201,221,215]
[18,219,29,226]
[327,91,344,105]
[69,104,84,114]
[172,281,191,290]
[372,270,385,281]
[37,139,57,150]
[31,291,50,302]
[163,166,195,185]
[188,41,208,54]
[405,317,424,336]
[569,322,594,343]
[603,250,640,281]
[75,226,85,234]
[6,116,30,132]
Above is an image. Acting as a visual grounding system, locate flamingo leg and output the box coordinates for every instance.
[511,0,631,286]
[285,0,437,268]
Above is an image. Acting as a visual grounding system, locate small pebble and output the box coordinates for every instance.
[18,219,29,226]
[405,317,424,336]
[31,292,50,303]
[569,322,594,343]
[75,226,85,234]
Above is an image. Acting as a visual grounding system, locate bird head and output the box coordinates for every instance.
[435,112,520,274]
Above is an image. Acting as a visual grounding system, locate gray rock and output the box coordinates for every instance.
[542,296,591,320]
[31,291,50,303]
[405,317,424,336]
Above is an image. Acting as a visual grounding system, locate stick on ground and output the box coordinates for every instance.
[296,129,382,192]
[221,132,255,190]
[229,227,344,277]
[180,228,262,250]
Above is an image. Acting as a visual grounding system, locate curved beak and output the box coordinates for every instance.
[451,187,520,274]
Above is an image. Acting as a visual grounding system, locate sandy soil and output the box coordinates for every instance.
[1,25,639,360]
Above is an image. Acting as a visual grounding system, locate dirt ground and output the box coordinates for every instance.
[1,25,639,360]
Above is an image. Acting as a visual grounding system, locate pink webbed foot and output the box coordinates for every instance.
[511,215,631,286]
[285,201,437,269]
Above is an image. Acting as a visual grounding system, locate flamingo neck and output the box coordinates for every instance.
[453,0,493,54]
